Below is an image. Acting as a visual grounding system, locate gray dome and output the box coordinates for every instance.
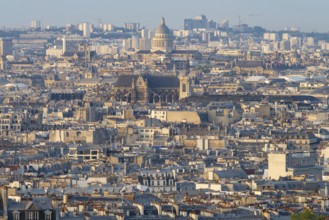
[156,18,171,36]
[151,17,174,54]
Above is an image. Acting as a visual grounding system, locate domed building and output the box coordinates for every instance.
[134,17,202,73]
[151,18,173,54]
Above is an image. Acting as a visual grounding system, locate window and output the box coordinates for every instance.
[45,211,52,220]
[27,212,39,220]
[13,211,20,220]
[182,84,187,92]
[91,151,98,155]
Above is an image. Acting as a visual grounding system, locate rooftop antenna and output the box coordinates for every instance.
[236,15,242,42]
[98,18,102,29]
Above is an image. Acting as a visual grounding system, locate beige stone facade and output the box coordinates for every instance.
[151,18,173,54]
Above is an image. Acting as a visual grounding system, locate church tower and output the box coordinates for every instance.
[85,65,98,79]
[179,75,191,100]
[0,56,6,71]
[135,75,148,103]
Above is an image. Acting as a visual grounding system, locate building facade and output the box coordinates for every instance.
[151,18,174,54]
[268,151,323,180]
[184,15,217,30]
[138,170,176,192]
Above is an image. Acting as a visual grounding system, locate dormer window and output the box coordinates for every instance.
[44,210,52,220]
[27,211,39,220]
[13,210,20,220]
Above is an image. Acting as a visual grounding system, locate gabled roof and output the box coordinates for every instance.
[236,60,264,68]
[28,197,53,210]
[171,50,199,54]
[147,75,179,88]
[214,169,248,179]
[151,50,166,55]
[115,75,141,87]
[136,50,151,54]
[114,74,179,89]
[8,197,53,211]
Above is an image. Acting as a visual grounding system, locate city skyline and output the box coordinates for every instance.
[0,0,329,32]
[2,1,329,219]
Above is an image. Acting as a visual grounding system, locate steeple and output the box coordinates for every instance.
[161,17,165,25]
[185,58,190,75]
[173,63,177,75]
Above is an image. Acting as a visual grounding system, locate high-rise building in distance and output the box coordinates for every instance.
[263,32,279,41]
[31,20,41,30]
[184,15,217,30]
[82,22,91,38]
[0,38,13,57]
[125,22,140,32]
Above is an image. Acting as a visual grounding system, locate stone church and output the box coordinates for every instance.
[110,74,191,104]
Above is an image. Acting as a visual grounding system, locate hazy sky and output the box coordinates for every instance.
[0,0,328,32]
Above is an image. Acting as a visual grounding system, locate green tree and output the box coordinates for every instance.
[196,65,210,74]
[291,209,326,220]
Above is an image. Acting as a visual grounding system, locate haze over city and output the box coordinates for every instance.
[2,1,329,220]
[1,0,329,32]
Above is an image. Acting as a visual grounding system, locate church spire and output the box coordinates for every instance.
[185,58,190,75]
[173,63,177,75]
